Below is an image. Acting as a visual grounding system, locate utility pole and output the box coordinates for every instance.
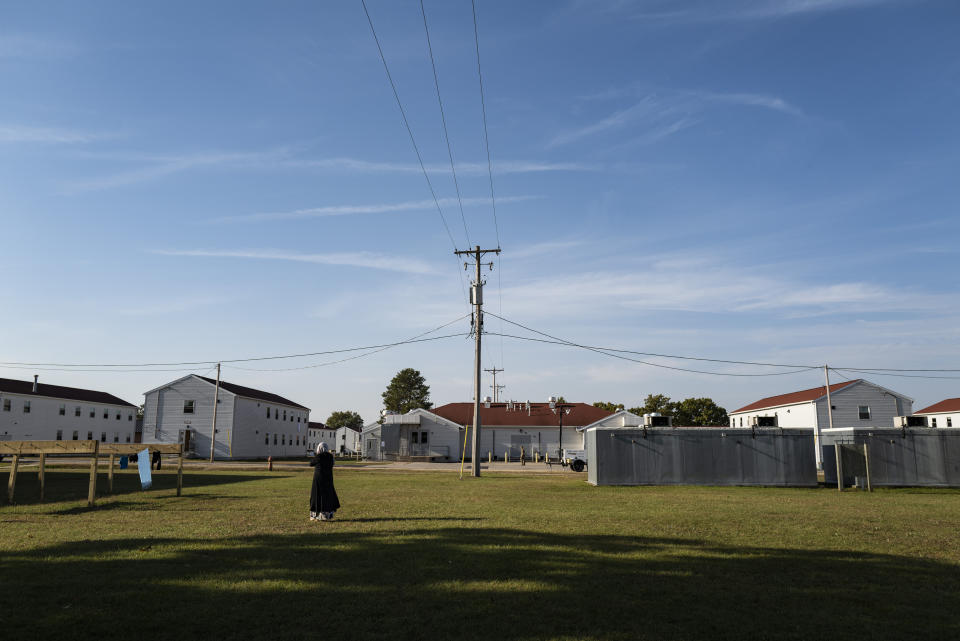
[209,362,221,463]
[484,367,504,402]
[820,364,834,471]
[455,245,501,477]
[550,398,574,462]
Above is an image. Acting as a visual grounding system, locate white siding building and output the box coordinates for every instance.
[306,422,338,455]
[336,425,362,454]
[915,398,960,429]
[142,375,310,459]
[0,376,138,444]
[729,379,913,466]
[362,402,615,461]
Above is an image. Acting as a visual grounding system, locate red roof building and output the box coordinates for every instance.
[914,398,960,428]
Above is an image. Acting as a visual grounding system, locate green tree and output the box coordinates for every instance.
[382,368,432,413]
[325,410,364,431]
[628,394,674,416]
[593,401,625,412]
[671,397,729,426]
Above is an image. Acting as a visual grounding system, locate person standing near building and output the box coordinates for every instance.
[309,442,340,521]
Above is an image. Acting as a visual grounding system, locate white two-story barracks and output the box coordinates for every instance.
[0,376,138,443]
[143,375,310,459]
[729,378,913,466]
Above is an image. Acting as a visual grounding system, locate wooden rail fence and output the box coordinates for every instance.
[1,440,184,507]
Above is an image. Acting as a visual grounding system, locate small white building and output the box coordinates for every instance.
[143,375,310,459]
[336,425,362,454]
[306,421,338,454]
[0,376,138,443]
[362,401,615,461]
[915,398,960,429]
[729,378,913,466]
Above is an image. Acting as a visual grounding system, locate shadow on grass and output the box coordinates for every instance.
[1,527,958,641]
[3,471,286,506]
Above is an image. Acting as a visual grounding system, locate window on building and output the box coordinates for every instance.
[90,409,95,418]
[183,400,195,414]
[731,418,735,428]
[411,432,419,444]
[75,406,81,417]
[739,417,743,427]
[282,434,286,445]
[56,430,63,441]
[283,410,287,421]
[72,431,79,440]
[932,418,938,428]
[273,434,277,445]
[101,432,106,442]
[114,433,119,443]
[858,406,871,420]
[297,416,301,423]
[103,410,109,419]
[265,433,269,445]
[59,405,66,416]
[421,431,428,445]
[126,433,132,443]
[87,431,93,440]
[116,412,121,420]
[266,407,271,418]
[3,399,10,411]
[24,401,31,414]
[128,414,133,421]
[948,418,953,428]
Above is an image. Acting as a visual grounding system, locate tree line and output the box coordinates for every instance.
[593,394,729,426]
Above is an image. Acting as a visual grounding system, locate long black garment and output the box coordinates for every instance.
[309,451,341,513]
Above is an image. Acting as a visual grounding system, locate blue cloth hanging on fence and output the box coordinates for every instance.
[137,448,152,490]
[119,455,128,470]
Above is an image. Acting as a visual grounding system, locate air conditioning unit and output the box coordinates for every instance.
[894,415,926,428]
[643,413,672,427]
[751,415,778,427]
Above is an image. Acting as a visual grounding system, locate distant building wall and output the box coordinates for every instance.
[0,392,136,443]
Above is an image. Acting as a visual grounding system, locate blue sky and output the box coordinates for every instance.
[1,0,958,422]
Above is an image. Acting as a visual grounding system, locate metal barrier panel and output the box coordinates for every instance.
[589,428,817,487]
[822,429,960,487]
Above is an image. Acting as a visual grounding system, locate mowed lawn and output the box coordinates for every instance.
[2,467,960,641]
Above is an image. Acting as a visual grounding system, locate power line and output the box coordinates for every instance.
[832,368,960,381]
[226,315,471,372]
[360,0,458,252]
[470,0,505,374]
[485,311,960,373]
[0,314,471,368]
[486,312,816,369]
[420,0,470,248]
[471,0,500,250]
[487,332,819,378]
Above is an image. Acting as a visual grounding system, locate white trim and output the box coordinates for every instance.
[577,410,642,432]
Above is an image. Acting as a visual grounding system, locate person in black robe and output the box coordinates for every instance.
[309,442,340,521]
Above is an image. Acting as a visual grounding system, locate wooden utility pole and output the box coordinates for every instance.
[454,245,500,477]
[209,362,221,463]
[485,367,504,402]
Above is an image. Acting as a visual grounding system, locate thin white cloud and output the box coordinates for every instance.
[618,0,909,22]
[691,91,805,118]
[152,249,437,275]
[549,97,671,147]
[0,34,79,59]
[290,157,598,175]
[210,195,538,224]
[0,125,104,144]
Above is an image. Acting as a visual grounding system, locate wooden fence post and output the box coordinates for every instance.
[177,447,183,497]
[39,453,46,502]
[87,441,99,507]
[835,444,843,493]
[7,453,19,503]
[108,454,115,493]
[863,443,872,492]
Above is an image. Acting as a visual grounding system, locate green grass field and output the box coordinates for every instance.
[2,467,959,641]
